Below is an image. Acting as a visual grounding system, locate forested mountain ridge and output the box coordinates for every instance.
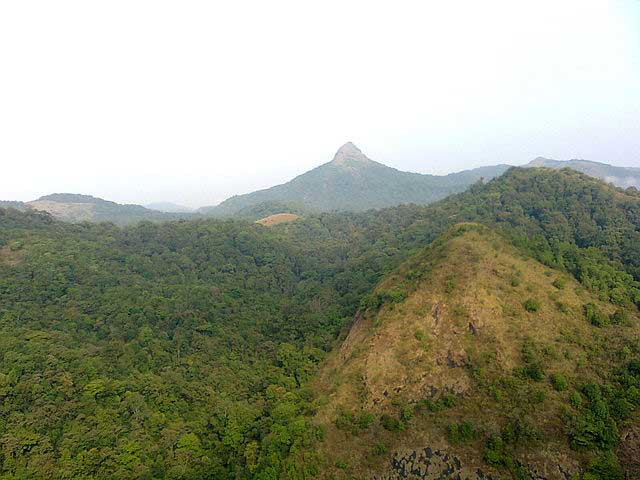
[526,157,640,189]
[200,143,511,216]
[4,151,635,225]
[0,167,639,478]
[25,193,195,225]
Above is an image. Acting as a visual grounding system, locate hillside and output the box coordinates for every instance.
[0,200,28,211]
[200,143,511,216]
[27,193,194,225]
[0,168,639,479]
[526,158,640,189]
[311,224,640,479]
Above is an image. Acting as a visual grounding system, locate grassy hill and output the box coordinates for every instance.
[200,143,511,216]
[28,193,195,225]
[311,224,639,479]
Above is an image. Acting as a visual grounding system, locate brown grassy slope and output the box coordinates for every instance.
[310,223,639,479]
[27,200,95,222]
[255,213,300,226]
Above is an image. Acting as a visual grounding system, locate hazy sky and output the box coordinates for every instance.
[1,1,639,207]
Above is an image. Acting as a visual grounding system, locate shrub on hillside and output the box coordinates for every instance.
[609,309,628,325]
[447,421,478,444]
[380,414,405,432]
[584,303,608,327]
[523,299,540,312]
[550,373,568,391]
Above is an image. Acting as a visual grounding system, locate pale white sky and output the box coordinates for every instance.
[1,1,639,207]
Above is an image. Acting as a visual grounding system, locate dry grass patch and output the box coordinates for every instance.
[255,213,300,226]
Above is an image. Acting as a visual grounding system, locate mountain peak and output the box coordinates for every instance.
[330,142,371,165]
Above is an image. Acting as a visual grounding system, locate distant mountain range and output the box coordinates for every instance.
[1,193,194,225]
[145,202,195,213]
[199,143,512,216]
[2,145,637,224]
[525,157,640,188]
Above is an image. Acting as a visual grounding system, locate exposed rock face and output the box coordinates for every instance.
[373,448,495,480]
[373,448,575,480]
[618,426,640,479]
[330,142,372,166]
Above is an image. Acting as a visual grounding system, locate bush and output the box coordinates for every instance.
[550,373,568,391]
[609,309,627,325]
[361,288,407,311]
[570,391,582,408]
[372,442,388,456]
[444,277,455,293]
[565,383,620,450]
[523,363,544,381]
[380,414,404,432]
[335,409,374,434]
[584,303,608,327]
[582,452,624,480]
[400,405,413,422]
[356,411,375,430]
[441,393,457,408]
[447,421,478,444]
[552,278,566,290]
[8,240,23,251]
[414,329,426,341]
[523,299,540,312]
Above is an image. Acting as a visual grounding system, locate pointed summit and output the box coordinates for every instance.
[330,142,371,165]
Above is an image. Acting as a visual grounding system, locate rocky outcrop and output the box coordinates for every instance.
[373,448,494,480]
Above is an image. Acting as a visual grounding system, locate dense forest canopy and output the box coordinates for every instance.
[0,167,638,479]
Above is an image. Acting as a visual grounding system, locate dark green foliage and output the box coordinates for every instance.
[552,278,566,289]
[565,383,621,450]
[570,391,583,408]
[380,414,405,432]
[609,309,628,325]
[361,288,407,311]
[415,396,453,414]
[519,342,545,381]
[523,298,540,312]
[550,373,569,391]
[372,442,388,456]
[483,434,529,479]
[584,303,608,327]
[581,452,624,480]
[447,421,478,444]
[335,410,375,435]
[400,404,414,422]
